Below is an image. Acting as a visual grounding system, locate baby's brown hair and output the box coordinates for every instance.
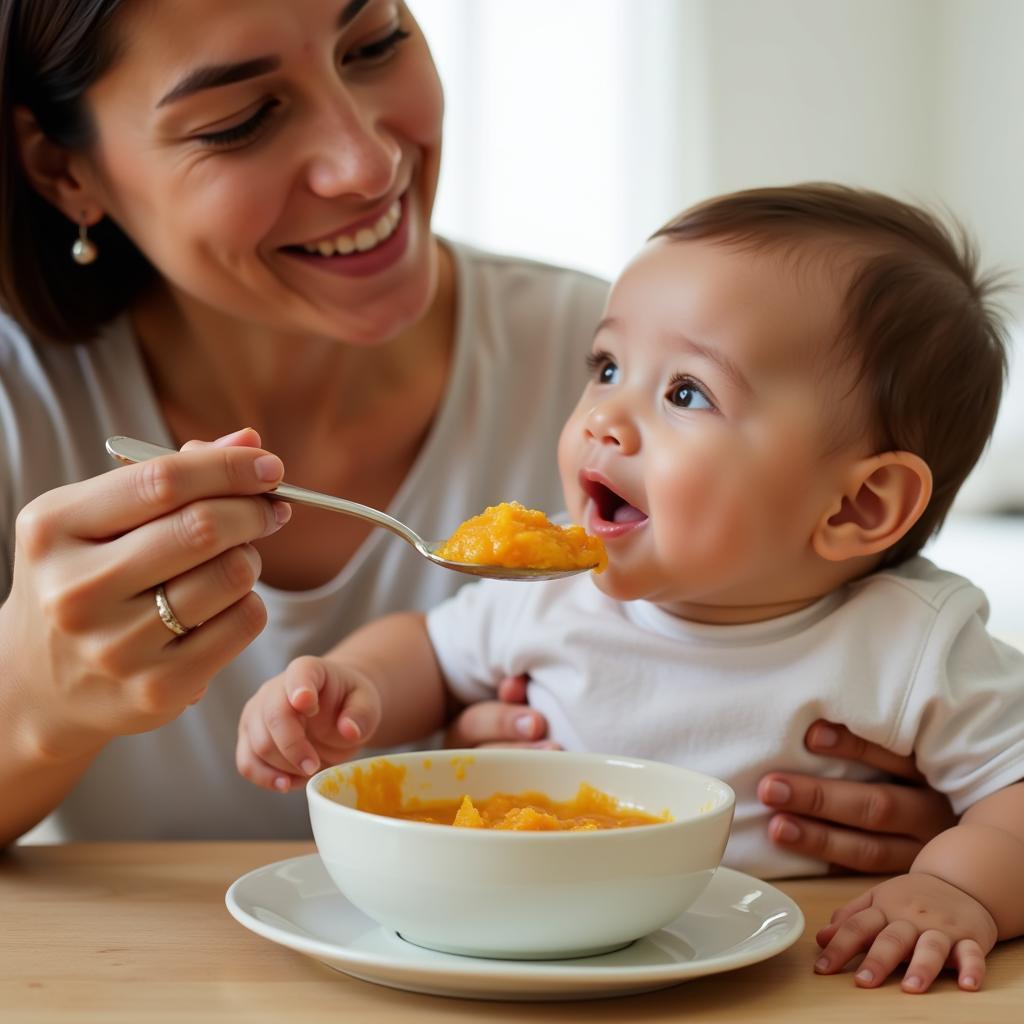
[652,183,1010,567]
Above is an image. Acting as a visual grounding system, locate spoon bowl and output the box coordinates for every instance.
[105,436,598,582]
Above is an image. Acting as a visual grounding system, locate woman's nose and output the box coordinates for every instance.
[582,399,640,453]
[305,93,401,199]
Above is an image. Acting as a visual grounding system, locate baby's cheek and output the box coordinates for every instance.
[556,426,581,513]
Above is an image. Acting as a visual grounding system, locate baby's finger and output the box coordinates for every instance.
[854,920,919,988]
[243,708,309,777]
[901,929,953,993]
[814,907,888,974]
[264,686,321,777]
[951,938,986,991]
[235,725,302,793]
[815,890,874,947]
[334,679,381,746]
[284,657,329,716]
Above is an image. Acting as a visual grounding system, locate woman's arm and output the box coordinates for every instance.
[0,622,99,845]
[0,434,286,847]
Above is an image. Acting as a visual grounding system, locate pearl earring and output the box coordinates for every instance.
[71,222,99,265]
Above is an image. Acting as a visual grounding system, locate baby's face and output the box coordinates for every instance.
[558,237,869,622]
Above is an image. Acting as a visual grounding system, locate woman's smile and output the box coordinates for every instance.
[282,193,409,278]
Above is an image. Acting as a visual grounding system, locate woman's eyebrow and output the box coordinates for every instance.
[338,0,373,27]
[156,1,372,109]
[157,57,280,108]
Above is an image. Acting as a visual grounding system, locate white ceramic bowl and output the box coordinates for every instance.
[307,749,734,960]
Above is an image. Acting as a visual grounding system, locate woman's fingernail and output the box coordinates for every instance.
[962,976,977,989]
[775,818,802,843]
[762,779,792,804]
[300,759,319,776]
[903,975,923,991]
[274,776,290,792]
[814,956,829,972]
[811,724,839,748]
[215,429,248,445]
[856,969,874,984]
[262,501,292,537]
[515,714,537,738]
[254,454,284,482]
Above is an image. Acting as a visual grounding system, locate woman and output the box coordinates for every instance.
[0,0,952,859]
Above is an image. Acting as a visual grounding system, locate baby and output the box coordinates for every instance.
[238,184,1024,993]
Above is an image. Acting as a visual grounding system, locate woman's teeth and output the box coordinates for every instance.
[302,200,402,256]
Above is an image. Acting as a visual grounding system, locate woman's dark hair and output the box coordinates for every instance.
[0,0,154,344]
[653,183,1010,567]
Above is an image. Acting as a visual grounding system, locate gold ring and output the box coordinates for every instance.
[154,583,189,637]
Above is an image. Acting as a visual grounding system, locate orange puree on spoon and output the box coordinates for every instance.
[435,501,607,574]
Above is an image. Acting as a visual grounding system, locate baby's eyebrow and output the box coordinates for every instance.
[597,317,753,395]
[673,334,753,396]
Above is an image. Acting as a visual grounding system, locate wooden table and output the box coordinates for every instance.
[2,842,1021,1022]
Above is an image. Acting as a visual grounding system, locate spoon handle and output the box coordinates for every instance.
[271,481,422,548]
[104,436,424,551]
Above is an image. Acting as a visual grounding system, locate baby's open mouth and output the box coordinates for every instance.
[581,476,648,526]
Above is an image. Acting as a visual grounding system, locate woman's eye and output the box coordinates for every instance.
[194,99,279,149]
[667,376,715,411]
[586,352,619,385]
[342,27,411,66]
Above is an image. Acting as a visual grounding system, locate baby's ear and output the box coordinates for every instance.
[812,452,932,563]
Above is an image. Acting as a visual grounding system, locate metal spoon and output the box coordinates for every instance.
[105,436,598,582]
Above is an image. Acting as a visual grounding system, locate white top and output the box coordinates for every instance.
[427,557,1024,878]
[0,241,608,840]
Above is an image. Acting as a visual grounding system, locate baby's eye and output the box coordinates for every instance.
[666,376,715,411]
[586,351,619,385]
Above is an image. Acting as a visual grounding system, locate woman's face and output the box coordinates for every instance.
[77,0,444,343]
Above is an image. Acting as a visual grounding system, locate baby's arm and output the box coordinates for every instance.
[237,612,448,791]
[814,780,1024,992]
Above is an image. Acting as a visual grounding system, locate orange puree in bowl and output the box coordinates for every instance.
[435,501,607,573]
[336,759,669,831]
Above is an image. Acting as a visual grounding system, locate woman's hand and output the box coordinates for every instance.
[758,720,956,873]
[443,674,559,749]
[2,428,289,761]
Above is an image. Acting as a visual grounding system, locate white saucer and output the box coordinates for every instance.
[225,854,804,1001]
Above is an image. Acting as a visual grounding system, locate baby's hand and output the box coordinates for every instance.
[236,655,381,792]
[815,873,998,993]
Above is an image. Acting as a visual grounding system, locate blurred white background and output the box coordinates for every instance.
[415,0,1023,638]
